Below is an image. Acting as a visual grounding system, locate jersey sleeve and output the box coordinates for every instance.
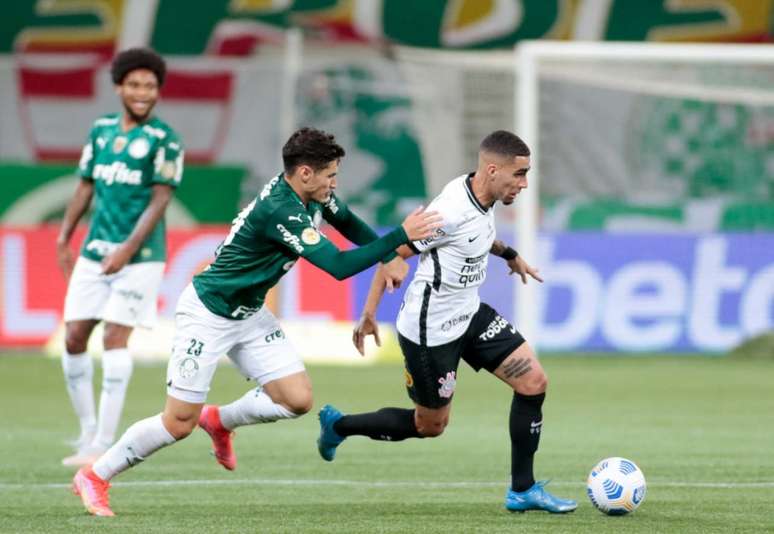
[77,125,98,181]
[265,205,331,257]
[322,193,398,262]
[408,196,457,254]
[151,132,184,188]
[322,193,378,243]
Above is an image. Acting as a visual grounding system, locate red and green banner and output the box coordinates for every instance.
[3,1,774,56]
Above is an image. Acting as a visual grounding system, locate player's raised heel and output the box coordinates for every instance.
[198,405,237,471]
[62,445,107,468]
[505,480,577,513]
[317,404,345,462]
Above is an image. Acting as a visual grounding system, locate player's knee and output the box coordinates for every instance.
[518,370,548,395]
[417,421,446,438]
[415,414,448,438]
[65,330,89,354]
[163,414,198,440]
[284,390,313,416]
[102,328,129,350]
[65,337,88,355]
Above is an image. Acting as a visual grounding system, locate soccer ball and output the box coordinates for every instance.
[586,457,647,515]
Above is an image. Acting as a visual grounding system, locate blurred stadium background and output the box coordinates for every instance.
[1,1,773,532]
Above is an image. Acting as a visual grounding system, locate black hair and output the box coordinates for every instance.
[282,127,346,173]
[111,47,166,86]
[479,130,531,158]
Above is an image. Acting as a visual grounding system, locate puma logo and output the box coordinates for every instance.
[288,214,304,223]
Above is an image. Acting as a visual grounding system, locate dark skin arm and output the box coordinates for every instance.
[490,239,543,284]
[101,184,174,274]
[57,180,95,281]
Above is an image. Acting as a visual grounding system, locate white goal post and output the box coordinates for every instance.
[514,40,774,346]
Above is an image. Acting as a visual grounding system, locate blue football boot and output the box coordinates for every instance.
[505,480,577,513]
[317,404,346,462]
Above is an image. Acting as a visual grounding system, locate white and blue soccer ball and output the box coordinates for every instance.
[586,457,647,515]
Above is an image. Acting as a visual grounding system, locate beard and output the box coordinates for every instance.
[122,101,153,123]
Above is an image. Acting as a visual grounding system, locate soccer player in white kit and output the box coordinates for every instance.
[57,48,183,467]
[317,130,577,513]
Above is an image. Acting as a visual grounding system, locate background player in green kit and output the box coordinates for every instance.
[71,127,441,516]
[57,48,183,468]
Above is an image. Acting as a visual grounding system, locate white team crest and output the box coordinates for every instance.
[112,136,127,153]
[438,371,457,398]
[301,227,320,245]
[178,358,199,379]
[128,137,150,159]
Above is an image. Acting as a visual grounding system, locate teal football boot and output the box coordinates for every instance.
[317,404,345,462]
[505,480,577,513]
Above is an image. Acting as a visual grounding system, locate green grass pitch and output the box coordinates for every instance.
[1,352,772,533]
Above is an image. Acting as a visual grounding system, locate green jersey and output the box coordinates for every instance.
[194,174,407,319]
[78,113,183,264]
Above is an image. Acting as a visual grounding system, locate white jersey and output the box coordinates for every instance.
[397,174,495,346]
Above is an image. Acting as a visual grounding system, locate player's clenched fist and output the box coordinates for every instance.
[401,205,443,242]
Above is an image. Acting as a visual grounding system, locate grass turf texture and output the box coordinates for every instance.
[1,352,772,533]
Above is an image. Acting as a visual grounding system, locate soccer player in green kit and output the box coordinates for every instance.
[72,127,441,516]
[57,48,183,467]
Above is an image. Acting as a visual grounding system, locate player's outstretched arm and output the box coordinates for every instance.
[322,195,408,289]
[303,208,441,281]
[57,179,94,280]
[490,239,543,284]
[101,184,173,274]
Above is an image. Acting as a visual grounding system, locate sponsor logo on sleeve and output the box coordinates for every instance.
[276,224,304,253]
[161,161,177,179]
[419,227,446,247]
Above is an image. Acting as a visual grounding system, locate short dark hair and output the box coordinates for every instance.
[480,130,530,158]
[111,47,166,86]
[282,127,346,174]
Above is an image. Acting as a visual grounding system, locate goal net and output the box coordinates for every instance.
[395,41,774,343]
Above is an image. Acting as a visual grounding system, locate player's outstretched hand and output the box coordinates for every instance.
[401,205,443,242]
[507,256,544,284]
[352,314,381,356]
[382,256,409,293]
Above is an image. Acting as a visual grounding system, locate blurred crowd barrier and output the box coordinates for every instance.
[2,226,771,353]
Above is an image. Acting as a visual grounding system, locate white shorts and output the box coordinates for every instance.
[63,257,165,328]
[166,284,306,403]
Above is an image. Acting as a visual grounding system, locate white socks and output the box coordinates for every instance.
[219,388,298,430]
[92,414,175,481]
[61,352,96,443]
[94,349,134,449]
